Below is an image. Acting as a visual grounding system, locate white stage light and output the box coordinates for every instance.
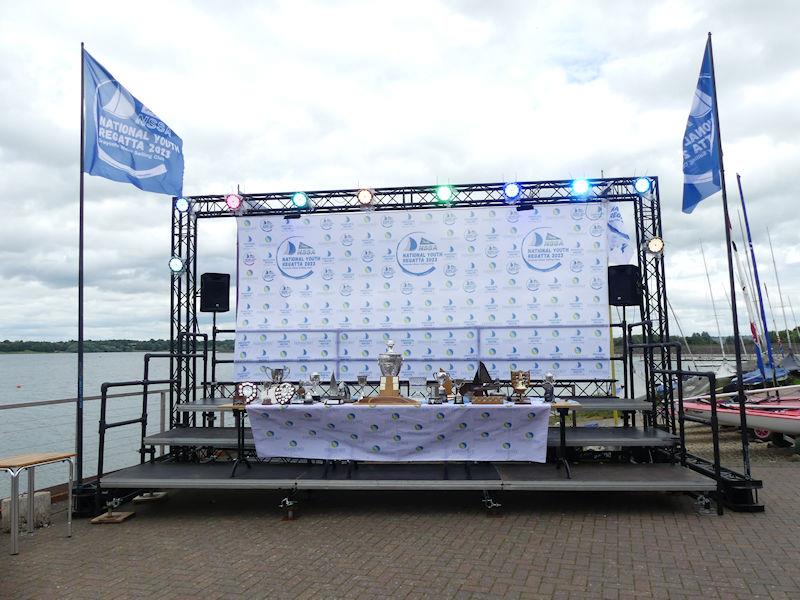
[645,236,665,255]
[168,256,186,274]
[357,189,374,206]
[175,197,190,212]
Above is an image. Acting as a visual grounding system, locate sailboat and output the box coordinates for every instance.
[767,228,800,374]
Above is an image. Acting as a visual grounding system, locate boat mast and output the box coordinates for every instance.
[736,174,776,384]
[763,283,784,359]
[723,287,748,356]
[666,298,699,370]
[767,227,794,353]
[790,297,799,348]
[700,242,727,360]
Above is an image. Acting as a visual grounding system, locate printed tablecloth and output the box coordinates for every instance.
[246,403,549,462]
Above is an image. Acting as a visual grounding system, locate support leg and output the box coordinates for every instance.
[27,466,35,534]
[67,459,73,538]
[10,471,19,555]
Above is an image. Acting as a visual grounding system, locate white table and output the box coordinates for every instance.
[246,402,550,463]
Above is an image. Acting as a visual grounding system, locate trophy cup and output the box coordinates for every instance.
[510,370,531,404]
[356,340,418,405]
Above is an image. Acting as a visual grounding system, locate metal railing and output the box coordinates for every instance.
[0,388,172,498]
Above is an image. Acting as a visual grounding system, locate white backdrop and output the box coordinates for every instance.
[234,204,611,382]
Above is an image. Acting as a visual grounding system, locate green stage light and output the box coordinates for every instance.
[435,185,454,203]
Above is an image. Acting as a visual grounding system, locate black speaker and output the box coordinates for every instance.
[608,265,642,306]
[200,273,230,312]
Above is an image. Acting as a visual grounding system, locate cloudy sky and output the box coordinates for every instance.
[1,0,798,341]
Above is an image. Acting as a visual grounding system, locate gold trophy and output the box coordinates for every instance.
[510,370,531,404]
[356,340,419,405]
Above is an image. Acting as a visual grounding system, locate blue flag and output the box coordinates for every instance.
[83,49,183,196]
[682,39,721,214]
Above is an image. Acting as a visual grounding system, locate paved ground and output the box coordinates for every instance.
[1,433,799,599]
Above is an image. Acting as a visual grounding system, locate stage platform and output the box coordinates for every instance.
[100,460,714,492]
[142,425,679,450]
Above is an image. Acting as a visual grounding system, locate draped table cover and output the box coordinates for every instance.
[246,403,550,463]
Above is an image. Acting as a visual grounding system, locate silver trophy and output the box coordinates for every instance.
[262,366,290,384]
[543,372,556,403]
[378,340,402,377]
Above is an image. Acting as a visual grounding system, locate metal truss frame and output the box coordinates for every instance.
[170,177,668,427]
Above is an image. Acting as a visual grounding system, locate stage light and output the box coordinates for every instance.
[634,177,652,194]
[175,197,190,212]
[291,192,310,209]
[571,179,590,196]
[435,185,454,203]
[503,182,522,202]
[168,256,185,274]
[357,189,374,207]
[645,236,665,255]
[225,194,243,211]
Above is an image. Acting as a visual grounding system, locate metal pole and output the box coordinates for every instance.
[76,42,85,486]
[708,33,750,476]
[790,298,799,348]
[767,227,794,353]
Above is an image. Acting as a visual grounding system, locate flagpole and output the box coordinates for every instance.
[77,41,85,487]
[707,32,751,476]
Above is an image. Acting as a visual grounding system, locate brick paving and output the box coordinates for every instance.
[2,450,799,598]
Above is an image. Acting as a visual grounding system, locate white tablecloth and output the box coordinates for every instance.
[246,403,549,462]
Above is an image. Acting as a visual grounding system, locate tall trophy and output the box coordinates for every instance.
[356,340,418,405]
[510,370,531,404]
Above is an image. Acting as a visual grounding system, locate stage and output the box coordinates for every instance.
[101,460,714,493]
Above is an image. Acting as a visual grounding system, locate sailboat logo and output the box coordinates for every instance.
[102,85,136,119]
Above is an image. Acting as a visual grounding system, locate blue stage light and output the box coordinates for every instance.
[634,177,652,194]
[291,192,310,209]
[435,185,454,203]
[503,182,521,201]
[571,179,590,196]
[175,197,190,212]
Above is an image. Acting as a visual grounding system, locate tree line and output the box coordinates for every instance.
[0,339,235,353]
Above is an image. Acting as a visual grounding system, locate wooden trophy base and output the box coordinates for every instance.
[471,396,506,405]
[356,376,419,405]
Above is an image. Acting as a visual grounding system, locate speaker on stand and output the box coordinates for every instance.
[608,265,642,408]
[200,273,231,396]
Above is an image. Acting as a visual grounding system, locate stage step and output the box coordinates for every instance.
[144,427,254,448]
[100,461,713,493]
[144,425,678,450]
[567,397,651,412]
[175,397,236,412]
[549,426,678,447]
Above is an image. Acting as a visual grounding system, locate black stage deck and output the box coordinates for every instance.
[101,461,712,492]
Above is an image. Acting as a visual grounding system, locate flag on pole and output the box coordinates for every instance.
[682,39,722,214]
[82,49,184,196]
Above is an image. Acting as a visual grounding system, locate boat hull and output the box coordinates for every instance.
[684,400,800,436]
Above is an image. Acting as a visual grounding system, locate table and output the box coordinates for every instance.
[0,452,75,555]
[218,403,251,477]
[551,400,581,479]
[246,403,550,463]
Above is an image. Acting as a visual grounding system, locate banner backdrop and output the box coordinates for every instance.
[235,205,611,382]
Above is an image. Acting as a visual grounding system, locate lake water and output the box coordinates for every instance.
[0,351,726,499]
[0,352,234,498]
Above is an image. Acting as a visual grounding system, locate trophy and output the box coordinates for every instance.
[356,340,418,405]
[543,372,556,403]
[435,368,451,403]
[262,366,290,384]
[510,370,531,404]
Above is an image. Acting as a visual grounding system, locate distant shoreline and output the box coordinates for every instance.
[0,340,235,354]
